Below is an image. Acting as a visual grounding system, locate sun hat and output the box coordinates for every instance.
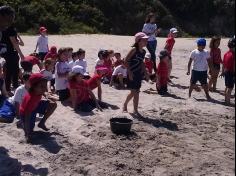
[50,46,57,54]
[159,49,169,59]
[170,28,178,34]
[197,38,207,46]
[29,73,47,86]
[71,65,89,76]
[135,32,149,43]
[39,26,47,33]
[145,53,151,59]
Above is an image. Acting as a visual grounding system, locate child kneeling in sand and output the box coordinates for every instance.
[69,65,107,112]
[20,73,57,143]
[156,50,169,95]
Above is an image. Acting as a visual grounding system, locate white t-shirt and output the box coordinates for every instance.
[112,65,127,78]
[68,60,75,69]
[55,61,71,90]
[190,49,211,71]
[40,69,53,81]
[12,85,28,104]
[37,35,48,53]
[95,58,104,68]
[75,59,87,72]
[142,23,157,41]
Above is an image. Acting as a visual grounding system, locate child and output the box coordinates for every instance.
[20,73,57,142]
[208,36,222,92]
[66,47,73,62]
[11,72,30,119]
[68,52,79,69]
[55,48,71,101]
[164,28,178,80]
[114,52,122,67]
[144,53,153,75]
[95,49,105,68]
[221,38,235,105]
[40,59,55,93]
[156,50,169,95]
[35,27,49,61]
[0,63,8,98]
[20,54,42,73]
[69,65,105,112]
[110,60,128,89]
[44,46,57,61]
[123,32,149,114]
[187,38,211,100]
[74,48,87,73]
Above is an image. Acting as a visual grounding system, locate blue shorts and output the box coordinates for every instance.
[21,100,49,131]
[225,72,235,89]
[191,70,208,85]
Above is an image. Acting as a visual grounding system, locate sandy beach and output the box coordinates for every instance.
[0,35,235,176]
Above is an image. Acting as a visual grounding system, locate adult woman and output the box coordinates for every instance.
[142,13,160,73]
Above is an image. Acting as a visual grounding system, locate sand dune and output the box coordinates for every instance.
[0,35,235,176]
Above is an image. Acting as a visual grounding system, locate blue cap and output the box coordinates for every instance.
[197,38,207,46]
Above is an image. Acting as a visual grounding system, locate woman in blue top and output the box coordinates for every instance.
[123,32,149,115]
[142,13,160,73]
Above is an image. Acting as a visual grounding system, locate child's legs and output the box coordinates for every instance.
[168,58,172,78]
[189,70,198,97]
[123,90,135,111]
[147,41,157,72]
[77,101,94,112]
[199,71,210,98]
[209,67,220,90]
[118,74,124,86]
[133,90,140,113]
[38,100,57,125]
[225,88,233,104]
[57,89,70,101]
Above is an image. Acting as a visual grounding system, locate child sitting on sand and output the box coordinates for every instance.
[221,38,235,105]
[156,50,169,95]
[114,52,122,67]
[55,48,71,101]
[208,36,222,92]
[69,65,107,112]
[40,59,55,93]
[144,53,154,75]
[110,60,128,89]
[21,53,43,73]
[187,38,211,100]
[20,73,57,143]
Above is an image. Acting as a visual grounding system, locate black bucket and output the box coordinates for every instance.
[110,117,133,135]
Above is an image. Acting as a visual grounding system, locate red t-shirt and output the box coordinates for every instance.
[20,93,42,116]
[157,62,168,86]
[165,37,175,55]
[223,50,235,72]
[114,60,123,67]
[24,56,40,65]
[144,60,153,74]
[69,80,91,105]
[87,74,101,90]
[210,48,222,64]
[44,52,57,60]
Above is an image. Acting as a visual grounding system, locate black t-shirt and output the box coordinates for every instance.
[0,26,17,55]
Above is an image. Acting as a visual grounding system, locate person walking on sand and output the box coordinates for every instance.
[142,13,161,73]
[187,38,212,100]
[123,32,149,115]
[35,27,49,61]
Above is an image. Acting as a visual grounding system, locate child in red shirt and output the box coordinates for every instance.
[144,53,154,75]
[21,53,43,73]
[114,53,123,67]
[164,28,178,80]
[69,65,107,112]
[209,36,222,91]
[44,46,57,61]
[156,50,169,95]
[20,73,57,143]
[221,38,235,105]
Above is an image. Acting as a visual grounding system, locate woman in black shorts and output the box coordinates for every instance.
[123,32,149,114]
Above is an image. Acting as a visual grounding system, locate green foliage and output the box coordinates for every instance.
[0,0,235,36]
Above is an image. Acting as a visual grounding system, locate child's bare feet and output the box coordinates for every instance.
[38,123,49,131]
[122,106,128,113]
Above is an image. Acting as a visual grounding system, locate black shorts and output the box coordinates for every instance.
[225,72,235,89]
[57,89,70,101]
[213,63,221,71]
[127,77,142,90]
[191,70,208,85]
[38,52,47,61]
[76,100,108,112]
[20,61,33,72]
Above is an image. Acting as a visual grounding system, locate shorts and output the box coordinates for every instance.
[38,52,48,61]
[21,100,49,131]
[57,89,70,101]
[191,70,208,85]
[213,63,221,71]
[76,99,108,112]
[20,61,33,72]
[127,75,142,90]
[225,72,235,89]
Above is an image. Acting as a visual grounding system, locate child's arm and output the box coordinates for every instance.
[34,39,39,52]
[15,102,20,119]
[17,35,24,46]
[97,80,102,101]
[2,80,8,97]
[124,48,136,80]
[37,63,43,71]
[47,81,52,93]
[9,37,24,61]
[187,58,193,75]
[142,62,149,81]
[56,63,69,78]
[24,113,32,141]
[88,89,102,111]
[70,89,77,109]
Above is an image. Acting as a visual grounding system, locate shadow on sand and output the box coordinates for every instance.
[194,98,235,107]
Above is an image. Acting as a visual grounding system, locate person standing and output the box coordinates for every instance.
[35,27,49,61]
[0,6,25,94]
[142,13,160,73]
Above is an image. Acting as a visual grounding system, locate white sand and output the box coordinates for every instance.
[0,35,235,176]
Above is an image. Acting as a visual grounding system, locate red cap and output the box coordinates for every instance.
[50,46,57,54]
[29,73,46,86]
[39,27,47,33]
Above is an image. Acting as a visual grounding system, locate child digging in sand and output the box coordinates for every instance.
[123,32,149,114]
[221,38,235,105]
[20,73,57,143]
[187,38,212,100]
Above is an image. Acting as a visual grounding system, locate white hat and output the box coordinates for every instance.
[170,28,178,34]
[145,53,151,59]
[72,65,86,76]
